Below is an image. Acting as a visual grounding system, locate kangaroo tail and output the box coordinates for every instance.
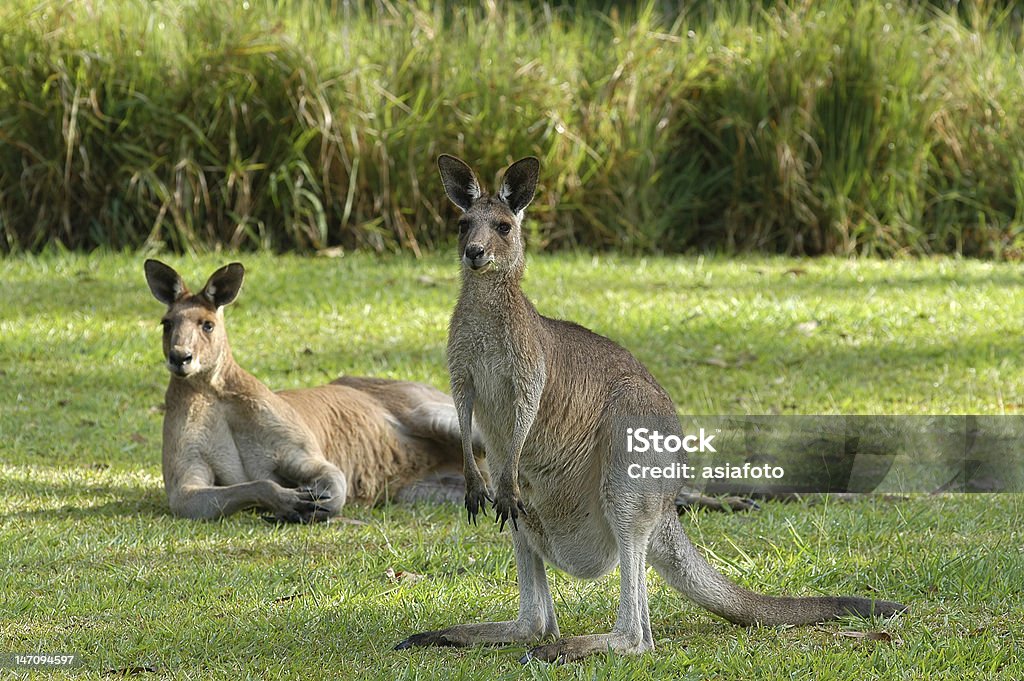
[648,511,907,626]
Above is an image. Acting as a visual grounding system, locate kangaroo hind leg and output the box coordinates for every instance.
[523,493,657,663]
[396,531,559,649]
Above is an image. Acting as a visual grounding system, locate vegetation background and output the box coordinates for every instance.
[1,0,1022,256]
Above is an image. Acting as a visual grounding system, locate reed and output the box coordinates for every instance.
[0,1,1020,256]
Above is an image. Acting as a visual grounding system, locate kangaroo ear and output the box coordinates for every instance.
[200,262,245,308]
[144,259,188,305]
[498,156,540,216]
[437,154,482,212]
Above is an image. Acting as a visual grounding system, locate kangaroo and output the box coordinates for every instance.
[395,156,907,662]
[144,259,484,522]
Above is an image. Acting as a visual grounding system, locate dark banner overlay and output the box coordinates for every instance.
[611,416,1023,495]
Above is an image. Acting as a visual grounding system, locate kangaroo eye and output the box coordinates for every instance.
[201,321,215,333]
[458,219,470,235]
[496,222,512,236]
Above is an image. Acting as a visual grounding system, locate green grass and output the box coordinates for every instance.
[2,252,1023,678]
[1,1,1023,256]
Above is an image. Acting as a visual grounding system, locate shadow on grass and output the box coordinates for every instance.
[0,471,171,521]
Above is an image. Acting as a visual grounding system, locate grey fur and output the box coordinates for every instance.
[395,156,906,662]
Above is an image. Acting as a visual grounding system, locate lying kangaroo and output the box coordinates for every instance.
[145,259,483,522]
[396,156,906,662]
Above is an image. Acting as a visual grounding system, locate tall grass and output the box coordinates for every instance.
[0,0,1021,256]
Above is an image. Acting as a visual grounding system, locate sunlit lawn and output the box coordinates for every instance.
[1,252,1022,679]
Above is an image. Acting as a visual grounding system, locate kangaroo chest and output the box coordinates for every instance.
[450,302,627,578]
[182,396,276,485]
[453,319,541,435]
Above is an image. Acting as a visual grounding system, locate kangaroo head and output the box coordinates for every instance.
[437,154,539,277]
[144,259,244,380]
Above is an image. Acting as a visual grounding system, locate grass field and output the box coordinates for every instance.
[2,252,1023,678]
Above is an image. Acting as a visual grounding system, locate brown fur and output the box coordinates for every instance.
[145,259,482,522]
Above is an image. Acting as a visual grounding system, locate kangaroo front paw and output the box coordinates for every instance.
[492,489,527,532]
[465,482,492,524]
[267,486,334,524]
[464,465,492,524]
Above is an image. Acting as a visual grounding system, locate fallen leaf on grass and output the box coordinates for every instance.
[385,567,424,584]
[835,630,898,644]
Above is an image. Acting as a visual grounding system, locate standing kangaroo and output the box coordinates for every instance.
[145,259,484,522]
[395,156,906,662]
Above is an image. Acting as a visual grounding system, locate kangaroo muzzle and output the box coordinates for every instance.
[463,244,493,271]
[167,348,195,376]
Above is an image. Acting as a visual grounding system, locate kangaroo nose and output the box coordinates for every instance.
[169,350,193,367]
[465,244,485,260]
